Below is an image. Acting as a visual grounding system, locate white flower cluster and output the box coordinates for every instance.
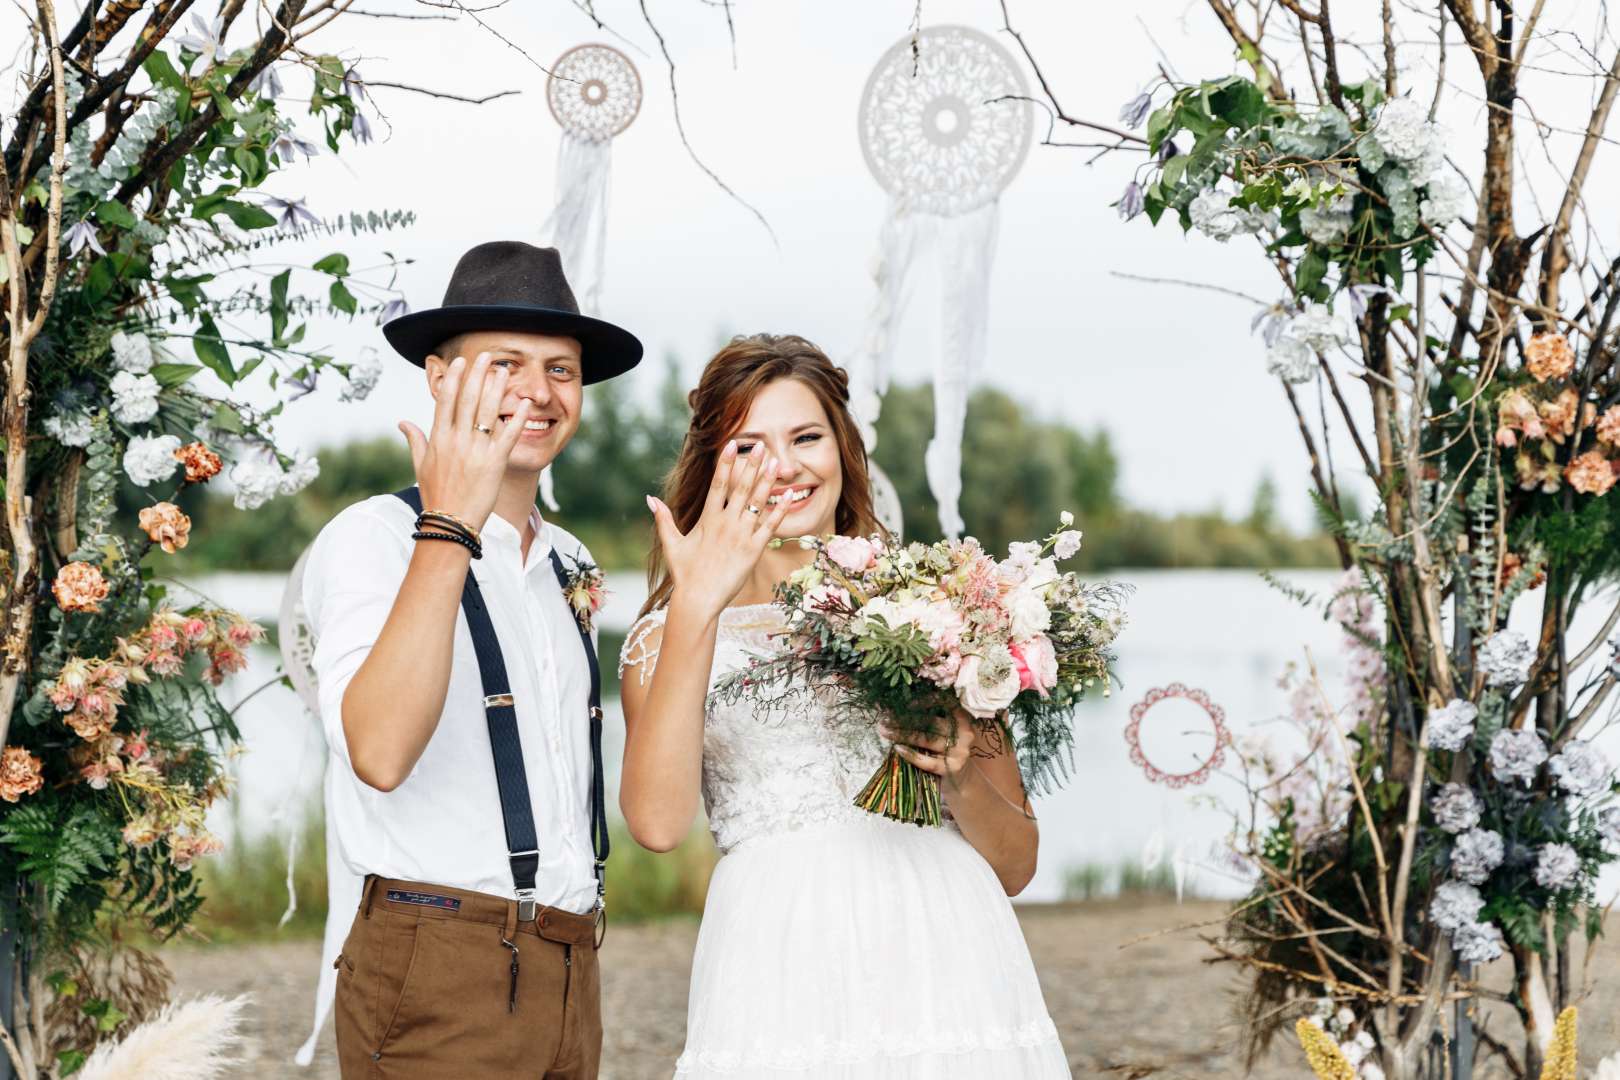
[1450,827,1504,885]
[1263,304,1347,385]
[1360,97,1459,236]
[1489,727,1547,786]
[1428,880,1483,932]
[1420,175,1469,229]
[1427,699,1477,752]
[1368,98,1446,185]
[1188,188,1276,243]
[1430,782,1482,833]
[1599,807,1620,851]
[1478,630,1534,688]
[110,370,160,425]
[44,410,95,448]
[1452,918,1505,964]
[229,450,320,510]
[1431,880,1502,963]
[339,353,384,403]
[1547,740,1612,798]
[1299,194,1354,246]
[110,330,156,373]
[123,433,181,487]
[1533,842,1581,891]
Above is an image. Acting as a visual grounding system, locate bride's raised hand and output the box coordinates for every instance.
[646,440,794,617]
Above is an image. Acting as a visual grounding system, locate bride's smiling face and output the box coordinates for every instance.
[731,377,844,538]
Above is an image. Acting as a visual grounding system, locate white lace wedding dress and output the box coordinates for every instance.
[620,602,1071,1078]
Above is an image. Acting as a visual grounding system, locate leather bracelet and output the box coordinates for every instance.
[412,528,482,560]
[417,509,481,545]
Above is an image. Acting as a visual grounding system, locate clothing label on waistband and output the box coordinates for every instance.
[385,889,462,911]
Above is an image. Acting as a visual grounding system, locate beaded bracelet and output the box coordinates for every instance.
[412,529,482,560]
[417,509,482,545]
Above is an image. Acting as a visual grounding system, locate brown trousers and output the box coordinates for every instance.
[334,876,602,1079]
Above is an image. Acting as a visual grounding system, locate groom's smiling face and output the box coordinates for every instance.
[425,329,584,475]
[732,377,843,537]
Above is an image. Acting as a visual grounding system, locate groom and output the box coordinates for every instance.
[302,241,641,1078]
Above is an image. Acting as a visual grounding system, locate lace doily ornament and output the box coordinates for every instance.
[857,25,1032,217]
[1125,683,1231,788]
[280,545,321,715]
[546,43,642,140]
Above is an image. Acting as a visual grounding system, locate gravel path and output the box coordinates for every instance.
[162,899,1618,1078]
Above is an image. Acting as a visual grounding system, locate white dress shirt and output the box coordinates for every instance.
[303,491,599,911]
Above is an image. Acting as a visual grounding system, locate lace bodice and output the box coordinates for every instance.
[620,604,889,853]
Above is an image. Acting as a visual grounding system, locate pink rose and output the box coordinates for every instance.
[1010,635,1059,698]
[182,617,210,643]
[825,536,876,574]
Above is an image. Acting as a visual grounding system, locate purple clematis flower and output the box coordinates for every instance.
[64,219,106,258]
[351,111,373,145]
[264,196,319,233]
[1157,139,1178,165]
[1118,91,1153,129]
[269,132,319,165]
[249,65,284,101]
[379,297,410,324]
[342,65,371,104]
[1347,283,1396,321]
[286,371,319,401]
[1117,181,1145,221]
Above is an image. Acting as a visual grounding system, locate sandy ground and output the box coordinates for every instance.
[162,899,1618,1079]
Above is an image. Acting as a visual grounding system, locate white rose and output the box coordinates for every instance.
[110,330,154,373]
[122,433,181,487]
[1006,585,1052,639]
[109,370,160,425]
[954,646,1022,718]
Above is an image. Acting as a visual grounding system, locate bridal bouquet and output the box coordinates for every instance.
[711,516,1127,826]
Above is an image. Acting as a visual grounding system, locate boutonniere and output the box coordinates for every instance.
[560,553,607,634]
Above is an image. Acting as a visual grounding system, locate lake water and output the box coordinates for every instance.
[188,568,1620,905]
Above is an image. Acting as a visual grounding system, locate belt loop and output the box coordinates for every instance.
[361,875,379,919]
[502,897,518,943]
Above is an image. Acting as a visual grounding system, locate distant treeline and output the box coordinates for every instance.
[170,361,1338,572]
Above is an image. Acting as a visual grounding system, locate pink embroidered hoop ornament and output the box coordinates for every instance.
[1125,683,1231,788]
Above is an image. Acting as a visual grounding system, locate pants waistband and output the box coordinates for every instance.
[363,875,598,947]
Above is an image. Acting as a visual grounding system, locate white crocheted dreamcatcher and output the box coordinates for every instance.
[851,26,1031,539]
[536,42,643,511]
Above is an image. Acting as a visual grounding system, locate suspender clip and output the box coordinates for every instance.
[589,706,603,721]
[515,887,538,923]
[483,693,515,710]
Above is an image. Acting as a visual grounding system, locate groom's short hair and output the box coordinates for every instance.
[430,332,470,365]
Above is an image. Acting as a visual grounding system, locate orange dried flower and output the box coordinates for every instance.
[52,561,109,613]
[1597,405,1620,448]
[1565,450,1618,497]
[1538,389,1580,444]
[1525,332,1575,382]
[138,501,192,554]
[174,441,223,483]
[0,746,44,803]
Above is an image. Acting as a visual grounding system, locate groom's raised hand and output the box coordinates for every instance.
[399,352,533,525]
[646,440,793,617]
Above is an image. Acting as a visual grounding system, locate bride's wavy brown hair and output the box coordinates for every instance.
[639,334,886,618]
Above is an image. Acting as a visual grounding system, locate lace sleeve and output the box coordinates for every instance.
[617,607,667,687]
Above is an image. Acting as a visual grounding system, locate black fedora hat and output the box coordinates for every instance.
[382,241,642,384]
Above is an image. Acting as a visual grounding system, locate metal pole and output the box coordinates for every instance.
[1451,962,1475,1080]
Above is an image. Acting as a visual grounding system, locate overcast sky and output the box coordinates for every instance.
[6,1,1617,530]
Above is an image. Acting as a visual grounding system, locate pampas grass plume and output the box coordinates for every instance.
[78,994,252,1080]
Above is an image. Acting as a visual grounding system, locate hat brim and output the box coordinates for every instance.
[382,305,643,385]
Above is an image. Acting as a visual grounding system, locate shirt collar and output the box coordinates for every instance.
[474,506,553,578]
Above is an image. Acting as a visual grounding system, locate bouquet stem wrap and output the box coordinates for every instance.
[854,744,943,826]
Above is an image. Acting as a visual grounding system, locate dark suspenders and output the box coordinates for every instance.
[393,488,609,925]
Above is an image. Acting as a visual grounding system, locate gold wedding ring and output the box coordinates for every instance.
[474,423,494,435]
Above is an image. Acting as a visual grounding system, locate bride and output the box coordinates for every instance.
[618,334,1071,1077]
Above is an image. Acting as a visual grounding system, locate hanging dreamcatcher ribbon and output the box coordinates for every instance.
[535,42,642,511]
[853,26,1031,539]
